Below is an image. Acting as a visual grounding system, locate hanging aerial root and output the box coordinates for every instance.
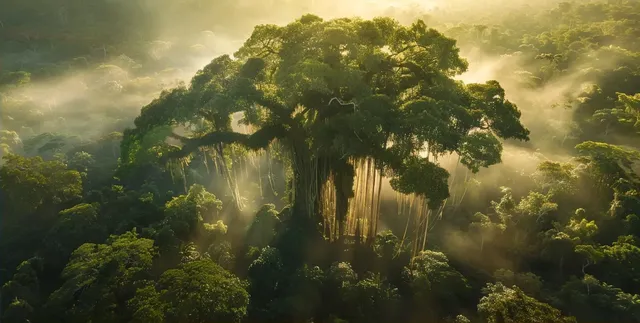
[342,157,383,241]
[321,172,337,240]
[200,147,210,174]
[266,147,278,196]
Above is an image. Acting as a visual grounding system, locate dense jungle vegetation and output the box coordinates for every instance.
[2,0,640,322]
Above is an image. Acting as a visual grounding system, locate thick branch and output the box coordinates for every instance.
[244,124,289,149]
[167,131,248,160]
[169,132,190,141]
[163,124,288,162]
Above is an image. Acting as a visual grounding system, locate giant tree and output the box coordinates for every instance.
[122,15,529,239]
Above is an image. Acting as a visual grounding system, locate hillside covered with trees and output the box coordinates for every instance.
[1,1,640,322]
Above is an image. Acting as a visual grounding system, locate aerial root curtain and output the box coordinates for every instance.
[319,154,471,257]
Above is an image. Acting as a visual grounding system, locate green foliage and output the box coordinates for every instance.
[43,203,107,267]
[466,80,529,140]
[0,154,83,274]
[345,272,400,323]
[128,284,165,323]
[478,283,576,323]
[325,262,358,294]
[493,269,543,297]
[0,130,22,157]
[470,212,506,251]
[282,265,325,321]
[598,236,640,292]
[246,204,281,248]
[163,184,222,240]
[458,131,503,173]
[617,93,640,129]
[67,151,96,175]
[533,161,579,196]
[0,154,82,216]
[45,231,156,323]
[575,244,604,266]
[559,275,640,322]
[247,246,285,321]
[404,250,471,319]
[152,259,249,323]
[1,257,43,323]
[373,230,402,260]
[208,240,235,271]
[516,192,558,218]
[566,218,598,243]
[389,155,450,209]
[575,141,640,186]
[2,298,35,323]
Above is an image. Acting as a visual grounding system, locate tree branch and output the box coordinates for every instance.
[387,44,417,60]
[244,123,289,149]
[257,39,278,57]
[169,132,189,141]
[166,131,248,160]
[163,124,288,162]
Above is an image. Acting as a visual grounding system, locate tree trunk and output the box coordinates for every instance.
[276,146,325,266]
[291,162,320,223]
[289,140,323,227]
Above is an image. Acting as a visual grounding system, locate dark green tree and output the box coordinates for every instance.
[43,203,107,269]
[44,231,156,323]
[1,257,44,323]
[153,259,249,323]
[559,275,640,322]
[0,154,82,275]
[478,283,576,323]
[246,204,281,249]
[403,250,471,321]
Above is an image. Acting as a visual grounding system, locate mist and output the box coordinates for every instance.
[4,1,640,322]
[2,0,578,153]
